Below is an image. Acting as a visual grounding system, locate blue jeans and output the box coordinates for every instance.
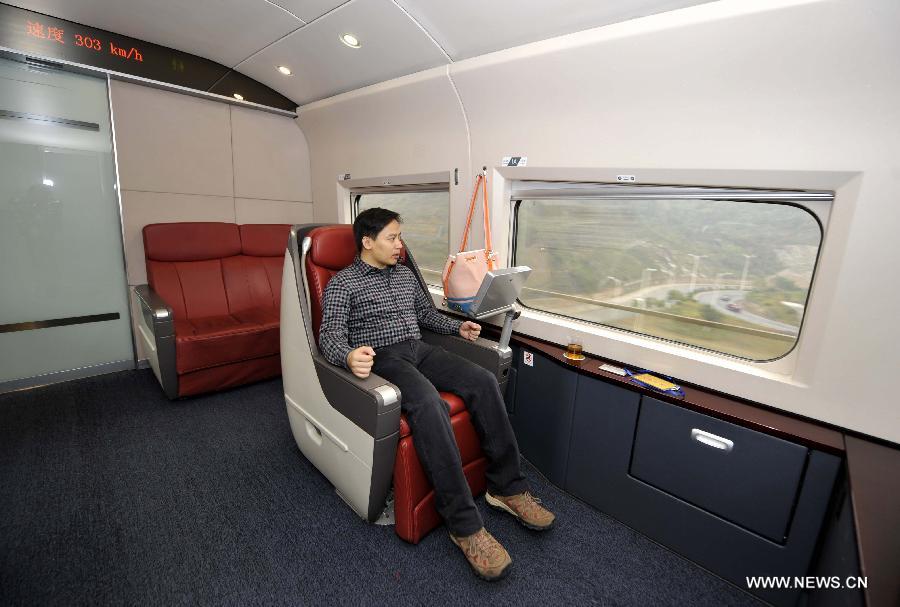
[373,339,528,536]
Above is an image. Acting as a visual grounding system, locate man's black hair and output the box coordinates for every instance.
[353,207,401,253]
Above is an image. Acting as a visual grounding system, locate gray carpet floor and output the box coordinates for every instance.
[0,369,762,606]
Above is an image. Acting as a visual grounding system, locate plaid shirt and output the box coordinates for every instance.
[319,256,462,369]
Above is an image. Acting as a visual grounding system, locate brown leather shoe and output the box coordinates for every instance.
[486,491,556,530]
[449,528,512,581]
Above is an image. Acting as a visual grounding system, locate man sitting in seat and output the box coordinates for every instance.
[319,207,555,581]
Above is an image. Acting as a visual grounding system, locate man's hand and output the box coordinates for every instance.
[347,346,376,378]
[459,321,481,341]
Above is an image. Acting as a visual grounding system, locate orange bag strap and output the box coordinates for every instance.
[456,170,495,270]
[482,171,494,270]
[458,173,482,253]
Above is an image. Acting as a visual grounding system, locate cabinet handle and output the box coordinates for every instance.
[691,428,734,452]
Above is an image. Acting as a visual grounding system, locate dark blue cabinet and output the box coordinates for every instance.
[631,396,808,543]
[508,349,841,607]
[509,345,577,486]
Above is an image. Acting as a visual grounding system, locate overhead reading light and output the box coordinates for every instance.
[339,33,361,48]
[233,93,244,101]
[277,65,292,75]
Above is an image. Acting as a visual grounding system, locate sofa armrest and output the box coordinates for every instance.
[421,329,513,390]
[312,354,401,440]
[133,285,178,399]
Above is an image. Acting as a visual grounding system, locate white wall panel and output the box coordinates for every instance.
[298,0,900,442]
[120,190,236,286]
[448,0,900,442]
[231,106,312,202]
[298,67,468,226]
[234,198,314,224]
[110,80,234,197]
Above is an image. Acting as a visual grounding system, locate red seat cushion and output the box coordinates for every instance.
[399,392,466,438]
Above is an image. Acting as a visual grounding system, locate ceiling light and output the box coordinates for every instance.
[42,178,54,187]
[277,65,292,75]
[339,33,361,48]
[233,93,244,101]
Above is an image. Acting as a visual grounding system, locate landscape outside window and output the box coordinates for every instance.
[356,190,449,286]
[514,197,821,360]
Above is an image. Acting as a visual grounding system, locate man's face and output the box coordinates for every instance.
[362,220,403,268]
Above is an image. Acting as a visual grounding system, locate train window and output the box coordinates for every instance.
[354,188,449,286]
[511,184,829,361]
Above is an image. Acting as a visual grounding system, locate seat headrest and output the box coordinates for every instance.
[307,224,409,271]
[143,223,240,261]
[308,225,357,270]
[240,224,291,257]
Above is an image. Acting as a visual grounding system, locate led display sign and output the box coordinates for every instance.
[0,3,296,111]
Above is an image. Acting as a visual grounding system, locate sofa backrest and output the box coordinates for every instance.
[143,222,291,321]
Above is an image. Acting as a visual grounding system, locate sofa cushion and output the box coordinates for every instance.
[174,309,280,374]
[178,355,281,397]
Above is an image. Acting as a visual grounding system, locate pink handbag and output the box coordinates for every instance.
[442,172,496,314]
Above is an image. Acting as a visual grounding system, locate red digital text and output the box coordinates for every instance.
[25,21,144,63]
[26,21,65,44]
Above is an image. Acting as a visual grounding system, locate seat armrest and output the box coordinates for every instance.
[312,354,401,440]
[421,329,513,389]
[133,285,178,399]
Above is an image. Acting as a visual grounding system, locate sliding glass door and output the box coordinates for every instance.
[0,56,133,390]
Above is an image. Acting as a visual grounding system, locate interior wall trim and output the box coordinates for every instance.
[0,109,99,130]
[0,358,134,394]
[0,313,121,333]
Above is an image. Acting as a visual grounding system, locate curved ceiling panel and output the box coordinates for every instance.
[5,0,722,106]
[236,0,449,106]
[2,0,303,67]
[266,0,351,23]
[396,0,718,61]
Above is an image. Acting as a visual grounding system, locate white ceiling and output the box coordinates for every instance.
[6,0,717,107]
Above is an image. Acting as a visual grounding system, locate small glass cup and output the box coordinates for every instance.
[563,335,585,361]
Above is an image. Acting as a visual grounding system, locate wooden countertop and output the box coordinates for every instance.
[510,333,845,455]
[844,435,900,607]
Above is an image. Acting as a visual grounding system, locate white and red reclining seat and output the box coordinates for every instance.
[304,225,488,544]
[143,222,289,396]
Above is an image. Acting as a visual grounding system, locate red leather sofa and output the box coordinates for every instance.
[134,222,291,398]
[299,224,494,543]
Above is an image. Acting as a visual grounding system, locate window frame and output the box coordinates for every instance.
[510,183,830,362]
[349,174,452,287]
